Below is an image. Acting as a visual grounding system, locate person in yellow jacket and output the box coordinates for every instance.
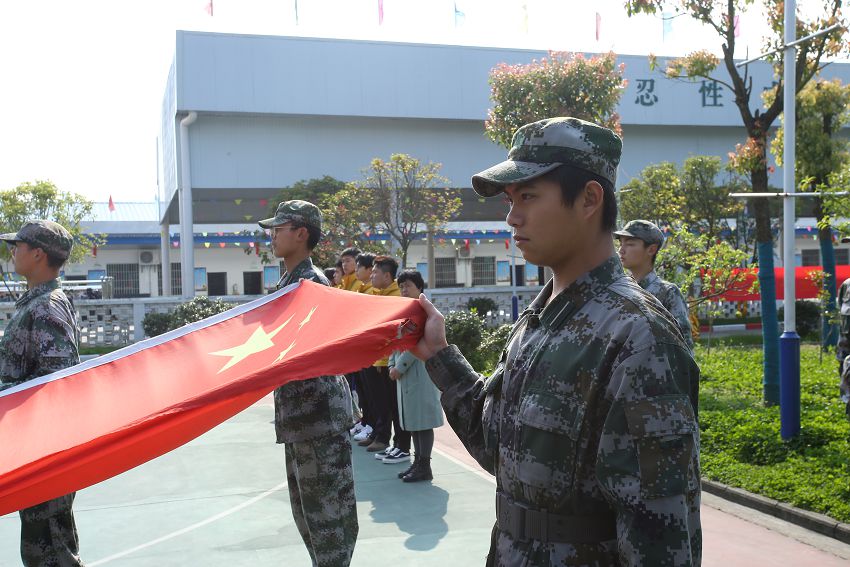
[354,253,375,295]
[360,256,410,460]
[337,247,363,291]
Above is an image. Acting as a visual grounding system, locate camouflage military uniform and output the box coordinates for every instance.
[0,280,83,567]
[837,278,850,409]
[259,201,358,567]
[438,118,701,565]
[639,271,694,350]
[426,256,701,566]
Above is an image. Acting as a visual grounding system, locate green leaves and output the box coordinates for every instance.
[0,180,102,265]
[485,51,625,150]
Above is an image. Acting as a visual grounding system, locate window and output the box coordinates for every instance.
[106,263,140,298]
[472,256,496,286]
[496,261,510,283]
[416,262,429,281]
[264,266,281,289]
[801,249,820,267]
[836,249,849,266]
[434,257,457,288]
[525,262,539,284]
[194,267,208,291]
[156,263,182,296]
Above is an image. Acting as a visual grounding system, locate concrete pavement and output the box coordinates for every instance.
[1,395,848,566]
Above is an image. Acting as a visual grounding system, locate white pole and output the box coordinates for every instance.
[179,112,198,299]
[782,1,796,333]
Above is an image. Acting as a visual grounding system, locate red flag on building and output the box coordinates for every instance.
[378,0,384,25]
[204,0,214,16]
[108,195,116,212]
[595,12,602,41]
[0,281,423,516]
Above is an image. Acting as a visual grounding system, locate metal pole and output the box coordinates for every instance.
[780,0,800,440]
[509,238,518,321]
[179,112,197,299]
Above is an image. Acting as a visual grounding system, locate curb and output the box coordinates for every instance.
[702,478,850,545]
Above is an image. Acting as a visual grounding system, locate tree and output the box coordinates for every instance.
[325,154,461,267]
[626,0,847,403]
[680,156,745,241]
[0,180,101,269]
[618,162,684,224]
[485,51,626,149]
[268,176,347,209]
[770,78,850,347]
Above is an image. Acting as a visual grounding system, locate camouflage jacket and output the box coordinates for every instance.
[0,279,79,387]
[837,278,850,361]
[426,256,701,566]
[274,257,353,443]
[639,271,694,350]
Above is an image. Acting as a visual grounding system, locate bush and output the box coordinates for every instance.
[142,312,173,338]
[778,299,821,340]
[480,324,513,373]
[141,297,236,338]
[467,297,499,318]
[445,310,486,371]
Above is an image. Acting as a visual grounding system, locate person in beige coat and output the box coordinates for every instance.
[389,270,444,482]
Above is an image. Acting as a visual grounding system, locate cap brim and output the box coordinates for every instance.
[0,232,21,244]
[471,160,562,197]
[613,230,636,239]
[257,217,281,229]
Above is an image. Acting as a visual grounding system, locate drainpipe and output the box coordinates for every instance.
[179,111,197,299]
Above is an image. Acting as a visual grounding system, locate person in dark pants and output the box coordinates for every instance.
[390,270,444,480]
[0,220,84,567]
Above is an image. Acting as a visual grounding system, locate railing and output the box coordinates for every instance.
[0,286,770,347]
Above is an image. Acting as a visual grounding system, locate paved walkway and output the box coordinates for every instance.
[2,395,848,566]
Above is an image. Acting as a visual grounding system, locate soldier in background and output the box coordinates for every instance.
[616,219,695,351]
[411,117,701,566]
[0,220,84,567]
[258,201,358,567]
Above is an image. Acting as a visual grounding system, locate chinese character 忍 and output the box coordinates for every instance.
[635,79,659,106]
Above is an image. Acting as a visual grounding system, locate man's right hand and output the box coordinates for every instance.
[411,294,449,361]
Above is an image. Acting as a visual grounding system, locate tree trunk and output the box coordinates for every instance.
[752,167,780,406]
[817,200,838,348]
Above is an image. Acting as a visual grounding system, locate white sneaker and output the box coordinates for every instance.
[350,422,364,435]
[375,446,396,460]
[352,425,373,442]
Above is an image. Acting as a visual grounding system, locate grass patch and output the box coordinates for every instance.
[698,344,850,522]
[79,345,123,356]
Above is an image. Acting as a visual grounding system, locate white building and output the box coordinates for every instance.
[7,31,848,299]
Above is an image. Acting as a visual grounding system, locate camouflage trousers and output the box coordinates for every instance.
[19,492,83,567]
[285,430,358,567]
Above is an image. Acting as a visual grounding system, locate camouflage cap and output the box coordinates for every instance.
[472,116,623,197]
[0,220,74,260]
[614,219,665,248]
[258,200,323,232]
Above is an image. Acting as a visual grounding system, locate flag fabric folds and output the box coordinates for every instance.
[0,280,424,516]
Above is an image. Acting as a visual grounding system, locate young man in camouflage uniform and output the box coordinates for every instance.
[616,219,694,350]
[258,200,358,567]
[0,220,84,567]
[412,117,701,566]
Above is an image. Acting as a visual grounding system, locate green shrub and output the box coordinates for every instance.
[141,297,236,338]
[778,300,821,340]
[142,312,173,338]
[467,297,499,319]
[480,324,513,373]
[445,310,486,371]
[171,297,236,328]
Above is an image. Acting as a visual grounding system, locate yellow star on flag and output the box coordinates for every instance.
[274,341,297,364]
[209,316,293,374]
[299,306,317,330]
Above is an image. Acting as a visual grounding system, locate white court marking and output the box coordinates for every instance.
[88,481,288,566]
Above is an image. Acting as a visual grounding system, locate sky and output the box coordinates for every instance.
[0,0,839,204]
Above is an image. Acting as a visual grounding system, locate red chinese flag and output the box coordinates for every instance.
[0,281,424,516]
[108,195,116,212]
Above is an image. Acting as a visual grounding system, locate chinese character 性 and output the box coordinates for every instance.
[699,80,724,107]
[634,79,659,106]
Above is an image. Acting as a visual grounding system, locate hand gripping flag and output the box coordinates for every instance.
[0,280,424,516]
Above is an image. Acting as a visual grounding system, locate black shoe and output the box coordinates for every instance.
[397,462,416,479]
[402,460,432,483]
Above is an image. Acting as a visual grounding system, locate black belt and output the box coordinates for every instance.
[496,492,616,544]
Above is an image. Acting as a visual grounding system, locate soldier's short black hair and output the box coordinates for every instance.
[373,256,399,279]
[45,250,67,269]
[341,247,362,259]
[540,164,617,232]
[397,269,425,291]
[355,252,376,268]
[288,221,321,250]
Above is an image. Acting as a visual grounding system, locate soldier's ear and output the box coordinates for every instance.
[646,243,660,256]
